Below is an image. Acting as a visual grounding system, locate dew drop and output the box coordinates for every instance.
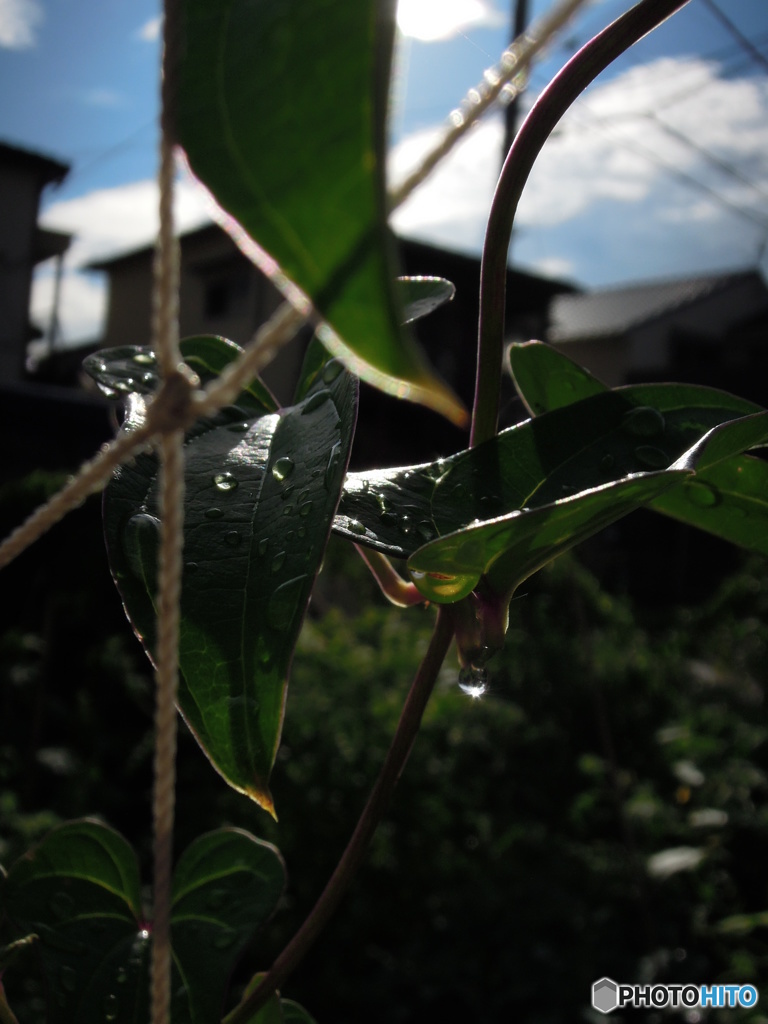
[49,890,75,921]
[634,445,668,469]
[212,931,236,950]
[297,526,307,539]
[227,422,250,434]
[417,521,435,541]
[104,993,119,1021]
[132,351,155,366]
[622,406,665,438]
[213,472,238,492]
[60,966,77,992]
[267,575,309,631]
[458,665,488,698]
[301,389,331,414]
[123,514,160,579]
[258,538,269,556]
[321,358,344,383]
[141,372,156,386]
[271,551,286,573]
[299,501,313,517]
[347,518,366,535]
[600,453,615,473]
[325,442,342,490]
[205,507,223,520]
[282,505,293,516]
[409,569,479,603]
[225,531,241,547]
[207,889,228,911]
[116,966,128,985]
[280,484,295,501]
[399,516,413,535]
[272,456,295,482]
[686,480,720,508]
[185,561,199,574]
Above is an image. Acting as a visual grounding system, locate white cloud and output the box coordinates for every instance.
[0,0,42,48]
[33,173,214,343]
[136,15,162,42]
[396,0,504,43]
[81,88,127,108]
[390,57,768,285]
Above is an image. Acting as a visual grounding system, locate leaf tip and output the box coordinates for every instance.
[245,783,278,821]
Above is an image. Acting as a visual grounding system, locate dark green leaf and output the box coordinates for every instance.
[103,343,357,813]
[177,0,465,425]
[83,337,278,415]
[651,454,768,556]
[171,830,285,1024]
[1,822,285,1024]
[396,277,455,324]
[408,471,688,603]
[280,1001,318,1023]
[508,339,768,554]
[335,383,761,560]
[507,339,606,415]
[1,820,150,1024]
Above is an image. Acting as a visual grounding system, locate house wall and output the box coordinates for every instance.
[0,162,45,382]
[551,337,631,388]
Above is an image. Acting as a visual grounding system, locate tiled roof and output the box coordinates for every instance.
[549,270,761,342]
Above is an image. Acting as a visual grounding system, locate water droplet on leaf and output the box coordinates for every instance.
[123,514,160,580]
[225,531,241,547]
[325,442,342,490]
[268,575,308,631]
[227,422,250,434]
[634,445,668,469]
[213,472,238,492]
[299,501,313,517]
[686,480,720,507]
[348,518,366,535]
[258,538,269,556]
[321,358,344,383]
[272,456,295,482]
[271,551,286,573]
[622,406,665,438]
[301,389,331,414]
[132,351,155,366]
[205,507,223,520]
[104,993,119,1021]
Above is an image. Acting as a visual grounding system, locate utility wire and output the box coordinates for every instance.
[700,0,768,76]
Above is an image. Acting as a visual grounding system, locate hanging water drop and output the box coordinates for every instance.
[213,472,238,492]
[347,518,366,536]
[322,358,344,383]
[458,666,488,699]
[272,456,295,482]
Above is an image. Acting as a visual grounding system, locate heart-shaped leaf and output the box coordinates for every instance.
[509,340,768,554]
[1,820,149,1024]
[1,821,285,1024]
[101,339,357,814]
[170,830,286,1023]
[177,0,465,426]
[234,974,318,1024]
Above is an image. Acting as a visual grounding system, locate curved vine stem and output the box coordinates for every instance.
[470,0,691,447]
[223,606,455,1024]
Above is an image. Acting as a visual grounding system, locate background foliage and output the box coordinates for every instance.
[2,472,767,1022]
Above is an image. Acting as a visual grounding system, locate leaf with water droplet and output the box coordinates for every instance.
[103,338,357,814]
[396,276,455,324]
[2,821,285,1024]
[83,335,278,416]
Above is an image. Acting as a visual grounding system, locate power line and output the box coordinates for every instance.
[700,0,768,77]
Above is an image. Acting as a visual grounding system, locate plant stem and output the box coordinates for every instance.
[471,0,691,447]
[223,606,455,1024]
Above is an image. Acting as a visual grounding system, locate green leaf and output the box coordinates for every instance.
[84,337,279,415]
[408,470,688,603]
[651,454,768,556]
[171,830,285,1024]
[396,277,455,324]
[1,820,150,1024]
[280,1001,318,1024]
[507,339,607,415]
[1,822,285,1024]
[508,339,768,554]
[177,0,465,426]
[335,383,762,561]
[103,342,357,814]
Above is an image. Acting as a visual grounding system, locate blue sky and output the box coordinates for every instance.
[1,0,768,345]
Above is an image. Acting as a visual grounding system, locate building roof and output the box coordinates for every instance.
[0,140,69,186]
[549,269,764,343]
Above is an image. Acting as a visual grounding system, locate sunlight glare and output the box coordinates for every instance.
[396,0,502,43]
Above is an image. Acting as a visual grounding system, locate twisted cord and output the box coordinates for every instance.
[389,0,588,211]
[0,424,153,571]
[150,0,184,1020]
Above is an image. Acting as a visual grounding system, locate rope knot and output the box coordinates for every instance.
[146,364,200,435]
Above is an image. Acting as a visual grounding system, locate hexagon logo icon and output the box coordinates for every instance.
[592,977,619,1014]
